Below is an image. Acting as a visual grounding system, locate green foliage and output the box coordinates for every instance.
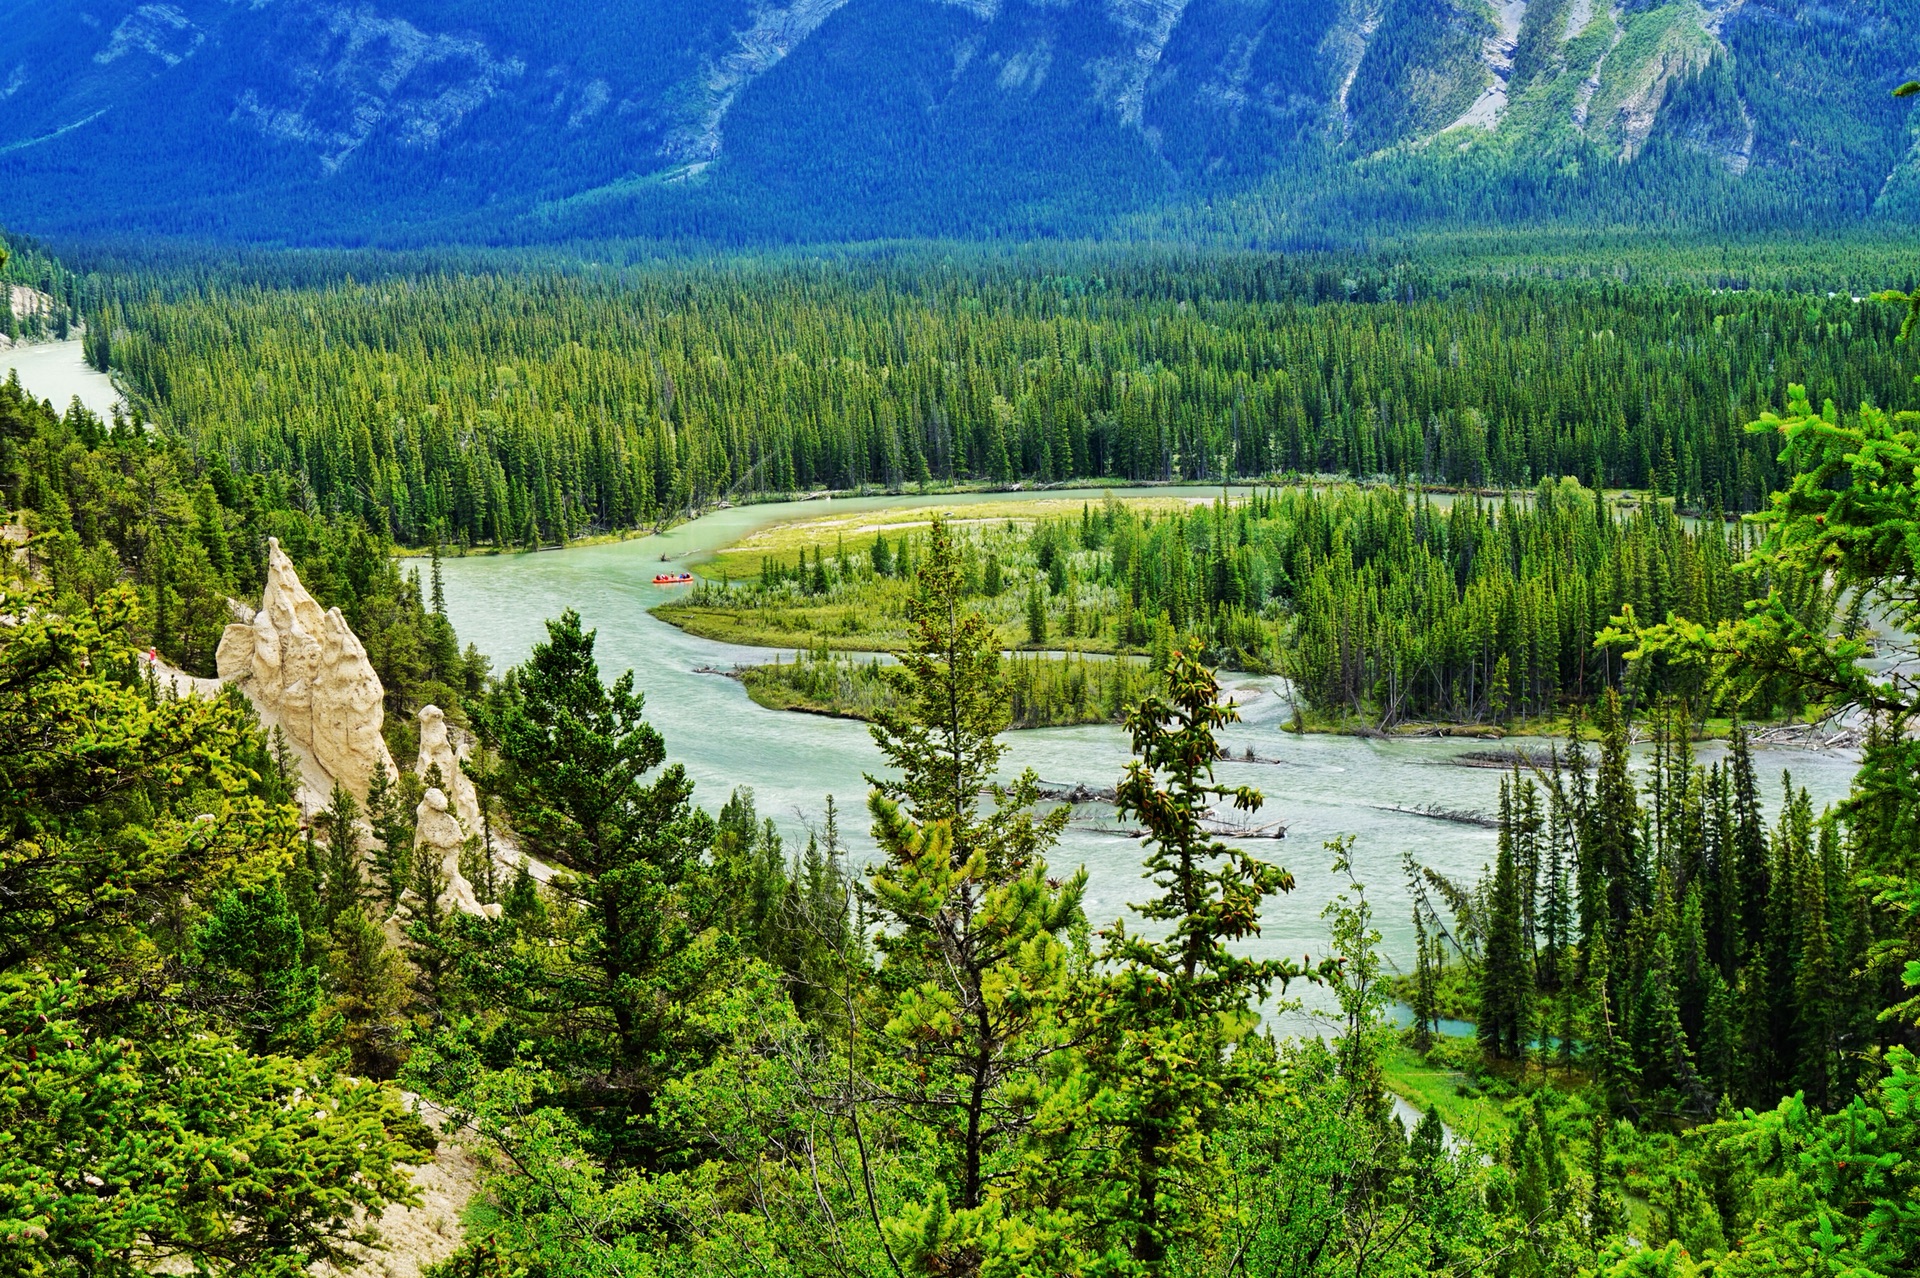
[193,883,328,1058]
[28,237,1920,1278]
[1078,647,1317,1264]
[1424,701,1877,1120]
[863,517,1082,1230]
[0,587,430,1275]
[92,266,1920,552]
[0,367,477,735]
[0,971,432,1277]
[668,480,1796,725]
[1480,775,1536,1062]
[740,644,1158,729]
[462,608,722,1163]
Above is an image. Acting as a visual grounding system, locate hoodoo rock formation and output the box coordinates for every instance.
[416,703,483,833]
[215,537,395,800]
[412,703,495,915]
[210,538,516,921]
[414,785,485,916]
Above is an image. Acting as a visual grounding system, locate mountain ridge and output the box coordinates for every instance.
[0,0,1912,244]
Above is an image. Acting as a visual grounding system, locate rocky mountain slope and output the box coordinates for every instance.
[0,0,1912,242]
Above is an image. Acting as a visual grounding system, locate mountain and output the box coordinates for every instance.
[0,0,1914,245]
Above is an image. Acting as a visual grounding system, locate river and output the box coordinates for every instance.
[0,321,1863,1027]
[4,337,126,421]
[423,490,1861,1030]
[0,343,1856,1024]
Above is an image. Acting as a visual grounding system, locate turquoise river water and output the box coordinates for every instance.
[3,337,1856,1031]
[424,490,1859,1029]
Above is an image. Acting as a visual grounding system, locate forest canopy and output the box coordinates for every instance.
[9,232,1920,1276]
[85,260,1920,548]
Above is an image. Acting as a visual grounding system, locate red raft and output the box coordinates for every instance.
[653,571,694,585]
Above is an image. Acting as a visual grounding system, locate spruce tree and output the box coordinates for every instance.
[193,883,327,1057]
[1097,645,1312,1264]
[324,903,408,1079]
[1540,756,1574,992]
[1729,721,1768,961]
[1792,817,1839,1108]
[365,765,414,911]
[862,515,1082,1255]
[1412,906,1438,1053]
[467,608,718,1157]
[1591,691,1643,944]
[316,782,367,927]
[1481,775,1535,1062]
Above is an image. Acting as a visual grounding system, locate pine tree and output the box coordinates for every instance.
[1098,645,1311,1264]
[1729,720,1769,962]
[1792,816,1838,1108]
[1481,776,1535,1062]
[1412,905,1438,1053]
[193,883,327,1057]
[403,845,456,1021]
[1583,927,1638,1110]
[324,903,408,1079]
[468,608,719,1157]
[316,782,367,927]
[365,765,414,911]
[1591,691,1643,944]
[862,516,1081,1245]
[1540,757,1574,992]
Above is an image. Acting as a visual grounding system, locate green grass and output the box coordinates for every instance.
[1382,1036,1490,1132]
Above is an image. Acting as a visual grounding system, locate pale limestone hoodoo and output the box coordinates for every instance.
[215,536,395,800]
[416,704,483,833]
[414,785,484,916]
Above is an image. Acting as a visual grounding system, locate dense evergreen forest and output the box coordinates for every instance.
[661,482,1821,726]
[15,231,1920,1277]
[0,355,484,755]
[84,258,1920,548]
[1413,710,1882,1119]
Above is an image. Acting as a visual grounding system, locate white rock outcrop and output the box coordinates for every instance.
[415,786,485,916]
[416,704,483,833]
[216,537,395,801]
